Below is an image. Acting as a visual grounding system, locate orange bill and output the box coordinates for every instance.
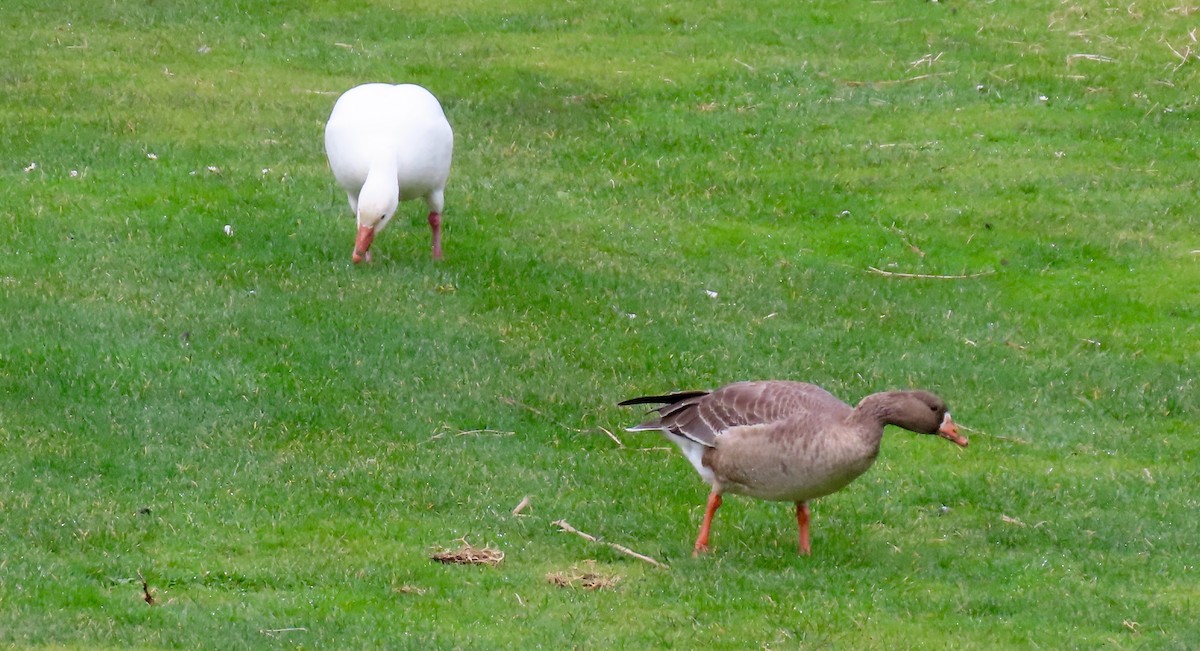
[938,413,968,447]
[352,225,375,264]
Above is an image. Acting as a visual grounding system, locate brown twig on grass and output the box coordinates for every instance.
[552,520,669,569]
[137,570,155,605]
[867,266,995,280]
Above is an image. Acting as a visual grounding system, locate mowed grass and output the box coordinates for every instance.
[1,0,1198,648]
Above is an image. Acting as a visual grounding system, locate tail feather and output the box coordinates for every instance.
[619,389,716,446]
[617,390,710,408]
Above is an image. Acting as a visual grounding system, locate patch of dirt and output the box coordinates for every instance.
[393,584,427,595]
[546,561,621,590]
[431,540,504,566]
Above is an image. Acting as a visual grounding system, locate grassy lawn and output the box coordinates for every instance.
[1,0,1197,648]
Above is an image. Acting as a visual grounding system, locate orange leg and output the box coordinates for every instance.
[693,492,723,556]
[428,212,443,261]
[796,501,811,556]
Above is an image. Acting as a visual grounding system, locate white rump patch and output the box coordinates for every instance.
[627,426,717,486]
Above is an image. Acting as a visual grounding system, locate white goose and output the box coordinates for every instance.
[324,83,454,263]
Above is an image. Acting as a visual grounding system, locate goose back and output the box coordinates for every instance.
[622,381,851,448]
[324,83,453,205]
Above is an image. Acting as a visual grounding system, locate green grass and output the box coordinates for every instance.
[2,0,1198,648]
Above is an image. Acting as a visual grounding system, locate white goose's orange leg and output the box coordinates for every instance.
[428,211,443,261]
[796,501,812,556]
[693,492,723,556]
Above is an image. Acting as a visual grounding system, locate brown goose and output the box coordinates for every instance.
[619,380,968,556]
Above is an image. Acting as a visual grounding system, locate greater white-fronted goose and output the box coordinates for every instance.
[620,380,968,556]
[324,83,454,263]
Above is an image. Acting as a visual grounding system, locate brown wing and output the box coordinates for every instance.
[620,381,851,447]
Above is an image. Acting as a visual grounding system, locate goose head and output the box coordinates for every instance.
[884,390,968,447]
[352,169,399,264]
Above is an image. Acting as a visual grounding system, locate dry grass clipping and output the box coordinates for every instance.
[546,562,621,590]
[867,266,995,280]
[431,539,505,566]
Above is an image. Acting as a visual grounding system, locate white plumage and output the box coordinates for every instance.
[324,83,454,263]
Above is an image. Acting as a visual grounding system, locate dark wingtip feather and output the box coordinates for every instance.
[618,390,710,407]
